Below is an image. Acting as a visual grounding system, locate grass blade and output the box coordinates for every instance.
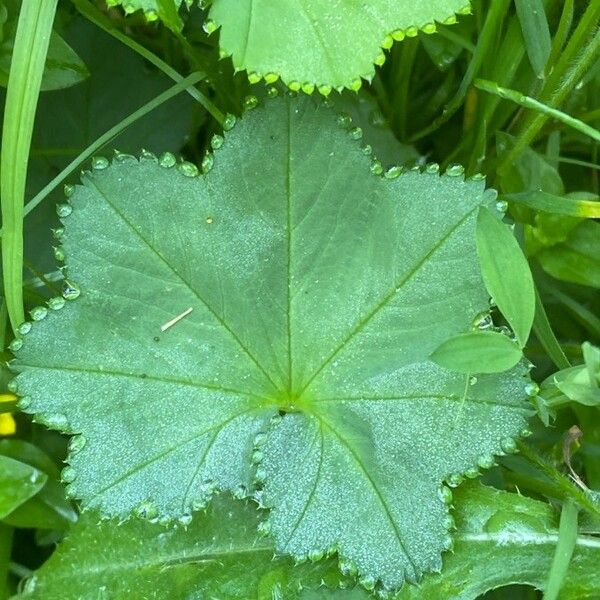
[0,0,58,334]
[543,498,579,600]
[533,287,571,370]
[514,0,551,77]
[0,72,204,233]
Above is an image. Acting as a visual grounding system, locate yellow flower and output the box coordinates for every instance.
[0,393,17,435]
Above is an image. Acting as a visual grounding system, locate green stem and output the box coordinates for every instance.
[0,0,58,334]
[533,287,571,370]
[543,499,579,600]
[517,441,600,517]
[0,524,13,600]
[475,78,600,142]
[0,72,204,235]
[70,0,224,124]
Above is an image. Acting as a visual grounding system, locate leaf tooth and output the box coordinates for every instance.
[202,19,218,35]
[17,396,31,410]
[443,514,456,531]
[501,437,518,454]
[257,519,271,537]
[445,163,465,178]
[177,514,193,528]
[359,575,376,591]
[134,500,158,520]
[140,149,158,163]
[53,245,65,263]
[477,455,496,470]
[438,484,453,505]
[464,466,480,479]
[339,557,358,577]
[61,465,77,484]
[113,150,137,164]
[446,472,464,488]
[91,156,110,171]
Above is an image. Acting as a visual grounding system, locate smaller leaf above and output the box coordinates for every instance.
[208,0,471,91]
[476,206,535,348]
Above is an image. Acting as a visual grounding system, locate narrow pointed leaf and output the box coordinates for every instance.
[514,0,552,77]
[431,331,522,374]
[12,95,532,589]
[476,206,535,347]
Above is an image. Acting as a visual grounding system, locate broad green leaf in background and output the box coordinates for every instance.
[11,95,533,589]
[0,455,46,519]
[431,331,522,374]
[536,221,600,289]
[0,31,89,91]
[14,495,350,600]
[0,440,76,530]
[208,0,471,91]
[15,485,600,599]
[0,0,89,91]
[476,206,535,348]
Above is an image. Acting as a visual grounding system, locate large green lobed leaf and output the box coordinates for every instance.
[12,94,533,589]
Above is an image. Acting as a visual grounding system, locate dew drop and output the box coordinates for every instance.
[350,78,362,91]
[446,164,465,177]
[158,152,176,168]
[202,19,217,34]
[247,72,261,84]
[91,156,109,170]
[62,282,81,301]
[318,84,332,96]
[525,382,539,397]
[426,163,440,174]
[61,466,76,483]
[205,217,213,225]
[472,172,486,181]
[140,149,157,162]
[244,95,258,110]
[255,466,267,482]
[178,161,199,177]
[8,338,23,352]
[472,311,493,330]
[53,246,65,262]
[447,473,463,487]
[69,435,87,453]
[210,134,224,150]
[438,485,453,504]
[288,81,301,92]
[339,559,357,577]
[374,52,386,66]
[178,514,192,527]
[422,22,437,34]
[17,396,31,410]
[477,455,495,469]
[135,501,158,520]
[384,166,402,179]
[392,29,405,41]
[496,200,508,213]
[360,576,376,591]
[301,82,315,95]
[251,519,270,538]
[381,34,394,49]
[30,306,48,321]
[7,380,18,393]
[349,126,363,140]
[336,113,351,128]
[370,160,383,175]
[361,144,373,156]
[464,466,479,479]
[264,72,279,84]
[63,184,75,198]
[48,296,66,310]
[267,86,279,98]
[222,113,236,131]
[501,437,517,453]
[17,322,32,335]
[52,227,64,240]
[56,203,72,218]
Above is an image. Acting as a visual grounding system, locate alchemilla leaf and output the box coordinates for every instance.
[209,0,471,91]
[12,95,533,590]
